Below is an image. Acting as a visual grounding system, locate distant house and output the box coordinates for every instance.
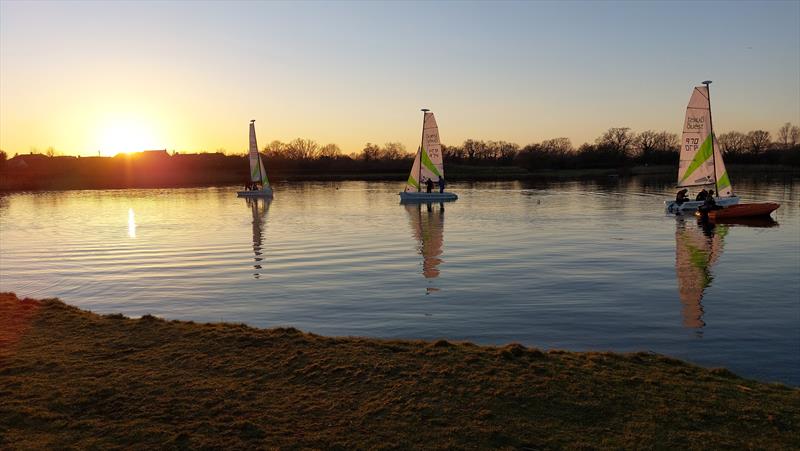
[141,149,169,158]
[7,154,48,168]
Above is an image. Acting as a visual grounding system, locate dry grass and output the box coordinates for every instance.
[1,293,798,449]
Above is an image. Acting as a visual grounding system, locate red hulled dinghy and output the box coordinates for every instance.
[696,202,780,220]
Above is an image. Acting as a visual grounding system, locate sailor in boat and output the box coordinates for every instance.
[675,188,689,206]
[697,190,723,217]
[695,189,708,201]
[426,178,434,193]
[438,177,445,193]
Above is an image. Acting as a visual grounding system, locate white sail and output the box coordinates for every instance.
[404,149,422,192]
[248,121,260,183]
[257,154,269,187]
[677,86,732,197]
[712,135,731,196]
[404,112,444,193]
[248,121,269,187]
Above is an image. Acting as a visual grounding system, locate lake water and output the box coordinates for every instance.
[1,177,798,385]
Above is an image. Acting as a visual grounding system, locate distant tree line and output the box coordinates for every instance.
[2,123,798,190]
[249,122,800,171]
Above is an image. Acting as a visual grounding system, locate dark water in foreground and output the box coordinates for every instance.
[1,176,798,385]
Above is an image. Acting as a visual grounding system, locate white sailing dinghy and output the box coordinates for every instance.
[399,109,457,202]
[665,81,738,213]
[237,120,273,198]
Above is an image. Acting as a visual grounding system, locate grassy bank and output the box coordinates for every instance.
[1,293,798,449]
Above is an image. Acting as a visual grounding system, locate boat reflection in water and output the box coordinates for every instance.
[674,217,727,331]
[674,215,778,332]
[246,197,271,279]
[405,202,445,293]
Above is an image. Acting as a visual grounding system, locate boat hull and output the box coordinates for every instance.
[696,202,779,220]
[237,188,274,198]
[665,196,739,213]
[399,191,458,203]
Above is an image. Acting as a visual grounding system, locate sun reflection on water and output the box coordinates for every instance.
[128,208,136,239]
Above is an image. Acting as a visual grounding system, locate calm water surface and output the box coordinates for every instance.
[1,178,798,385]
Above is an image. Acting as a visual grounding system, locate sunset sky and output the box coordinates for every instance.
[1,0,798,157]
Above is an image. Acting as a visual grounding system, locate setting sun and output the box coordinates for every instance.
[96,119,161,156]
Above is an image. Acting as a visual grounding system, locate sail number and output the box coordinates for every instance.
[684,137,699,152]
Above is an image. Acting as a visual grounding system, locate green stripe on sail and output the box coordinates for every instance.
[260,156,269,186]
[251,166,259,180]
[680,134,714,184]
[716,171,730,191]
[421,148,442,178]
[407,174,420,190]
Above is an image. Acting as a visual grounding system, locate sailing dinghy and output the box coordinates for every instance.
[237,120,273,198]
[665,82,738,213]
[695,202,780,221]
[399,109,457,203]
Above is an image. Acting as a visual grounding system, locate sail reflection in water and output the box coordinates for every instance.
[405,203,445,293]
[247,198,271,279]
[674,218,727,330]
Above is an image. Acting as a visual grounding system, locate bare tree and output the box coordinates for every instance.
[462,139,481,162]
[655,131,679,151]
[778,122,800,148]
[636,130,660,157]
[442,143,466,162]
[596,127,637,155]
[488,140,519,162]
[382,142,407,160]
[746,130,771,155]
[45,146,57,157]
[318,143,342,159]
[778,122,792,148]
[541,137,573,155]
[263,140,286,158]
[718,131,747,157]
[361,143,380,161]
[284,138,319,159]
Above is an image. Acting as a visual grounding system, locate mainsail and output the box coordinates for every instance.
[677,86,732,197]
[404,112,444,193]
[248,121,269,187]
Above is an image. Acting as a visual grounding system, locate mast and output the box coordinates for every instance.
[419,108,429,192]
[702,81,719,196]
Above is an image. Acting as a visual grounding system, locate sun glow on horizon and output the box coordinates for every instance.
[96,119,162,156]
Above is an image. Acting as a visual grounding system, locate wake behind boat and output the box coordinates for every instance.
[665,81,738,213]
[237,120,273,199]
[400,109,457,203]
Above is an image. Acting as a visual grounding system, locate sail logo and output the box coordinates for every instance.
[693,175,713,184]
[685,116,705,131]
